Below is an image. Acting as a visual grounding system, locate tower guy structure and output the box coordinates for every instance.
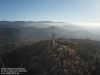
[52,26,55,48]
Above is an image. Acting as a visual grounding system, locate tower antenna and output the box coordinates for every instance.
[53,26,54,34]
[52,26,55,48]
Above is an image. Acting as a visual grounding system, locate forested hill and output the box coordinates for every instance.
[0,39,100,75]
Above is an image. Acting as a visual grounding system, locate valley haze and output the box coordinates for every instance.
[0,21,100,40]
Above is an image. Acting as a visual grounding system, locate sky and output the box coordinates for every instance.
[0,0,100,27]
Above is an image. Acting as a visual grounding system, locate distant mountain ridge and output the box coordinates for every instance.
[0,21,64,25]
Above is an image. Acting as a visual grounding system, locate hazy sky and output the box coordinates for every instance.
[0,0,100,26]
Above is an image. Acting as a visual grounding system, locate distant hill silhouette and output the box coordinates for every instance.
[58,25,85,31]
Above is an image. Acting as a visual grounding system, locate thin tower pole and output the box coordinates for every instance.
[52,26,55,48]
[53,26,54,34]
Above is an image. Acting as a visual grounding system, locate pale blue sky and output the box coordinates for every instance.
[0,0,100,26]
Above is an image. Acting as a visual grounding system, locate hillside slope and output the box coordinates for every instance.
[0,39,100,75]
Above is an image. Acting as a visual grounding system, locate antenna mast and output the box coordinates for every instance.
[53,26,54,34]
[52,26,55,48]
